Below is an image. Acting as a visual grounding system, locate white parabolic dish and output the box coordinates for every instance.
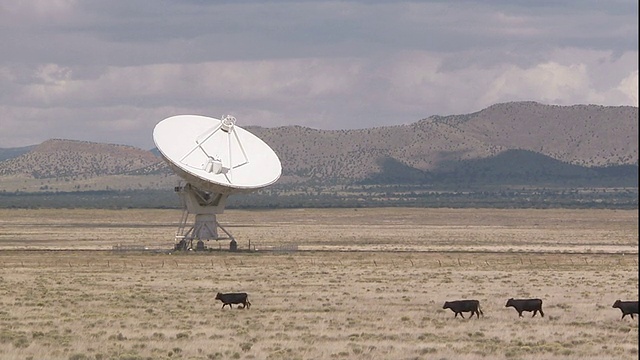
[153,115,282,195]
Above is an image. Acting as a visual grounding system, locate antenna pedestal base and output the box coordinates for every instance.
[173,184,236,251]
[192,214,219,240]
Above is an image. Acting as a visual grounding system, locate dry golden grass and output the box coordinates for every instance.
[0,208,637,360]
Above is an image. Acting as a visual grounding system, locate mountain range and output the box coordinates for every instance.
[0,101,637,195]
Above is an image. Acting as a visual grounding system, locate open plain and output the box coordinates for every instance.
[0,208,637,360]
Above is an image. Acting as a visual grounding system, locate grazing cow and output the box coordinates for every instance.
[443,300,483,319]
[505,298,544,318]
[215,292,251,309]
[612,300,638,320]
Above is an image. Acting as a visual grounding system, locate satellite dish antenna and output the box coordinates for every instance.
[153,114,281,251]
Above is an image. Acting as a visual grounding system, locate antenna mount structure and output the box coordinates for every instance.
[153,114,281,251]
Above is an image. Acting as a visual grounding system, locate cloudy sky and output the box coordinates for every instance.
[1,0,637,149]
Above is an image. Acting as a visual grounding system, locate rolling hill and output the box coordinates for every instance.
[0,145,35,162]
[0,101,637,195]
[247,102,637,184]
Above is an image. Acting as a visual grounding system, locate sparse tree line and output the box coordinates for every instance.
[0,186,636,209]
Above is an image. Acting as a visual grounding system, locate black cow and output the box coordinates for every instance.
[612,300,638,320]
[443,300,483,319]
[215,292,251,309]
[505,298,544,318]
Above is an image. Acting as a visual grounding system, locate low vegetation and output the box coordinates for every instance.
[0,185,638,209]
[0,208,636,359]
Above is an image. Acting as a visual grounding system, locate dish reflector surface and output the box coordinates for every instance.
[153,115,281,194]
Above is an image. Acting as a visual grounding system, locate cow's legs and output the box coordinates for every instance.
[532,310,537,317]
[518,311,523,317]
[539,309,544,317]
[459,313,465,319]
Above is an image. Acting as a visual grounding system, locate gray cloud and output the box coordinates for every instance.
[0,0,637,149]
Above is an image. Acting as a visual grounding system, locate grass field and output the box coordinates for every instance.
[0,208,637,360]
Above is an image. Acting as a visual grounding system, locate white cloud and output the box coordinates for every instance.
[0,0,77,19]
[479,62,591,105]
[0,1,636,148]
[616,70,639,106]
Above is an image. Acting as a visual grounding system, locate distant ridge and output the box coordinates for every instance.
[248,102,637,183]
[456,102,637,166]
[0,139,158,178]
[0,101,636,192]
[360,149,638,187]
[0,145,35,162]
